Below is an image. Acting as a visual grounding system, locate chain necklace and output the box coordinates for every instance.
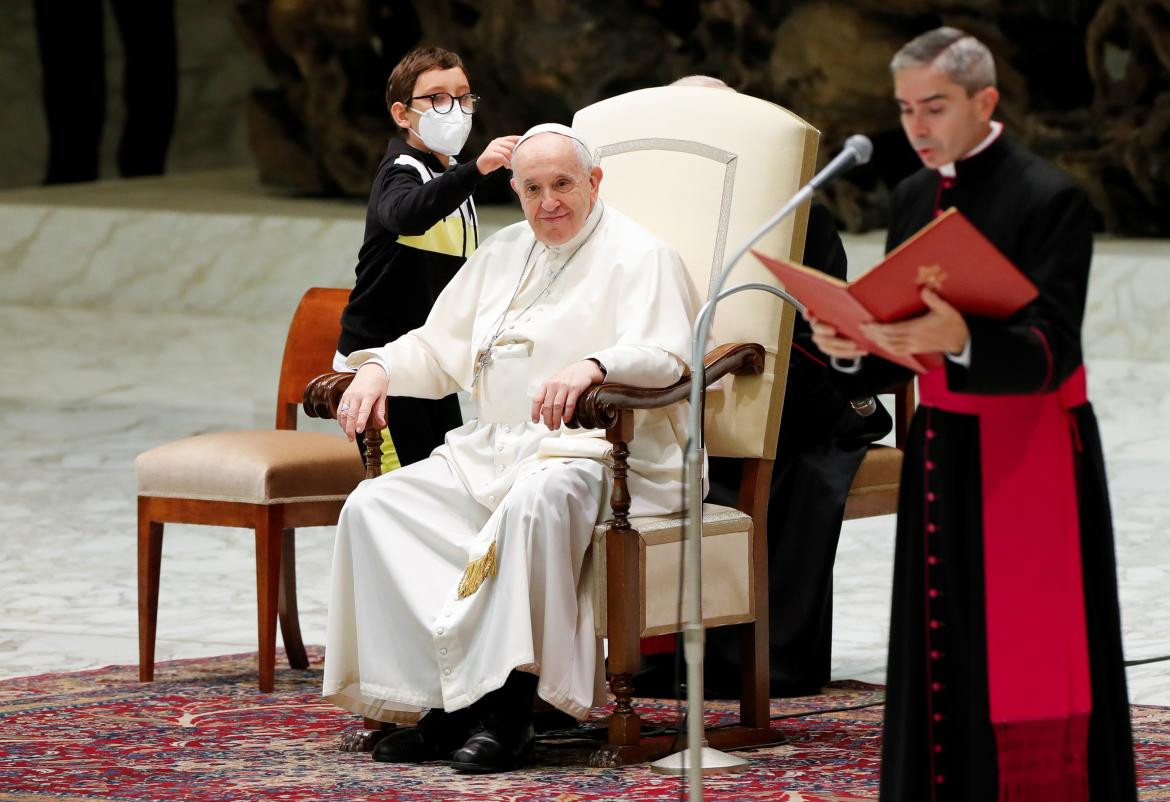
[471,206,606,389]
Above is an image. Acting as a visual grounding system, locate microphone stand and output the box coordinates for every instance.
[649,137,870,798]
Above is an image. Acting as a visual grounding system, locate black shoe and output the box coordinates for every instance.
[450,721,535,773]
[371,708,476,764]
[371,726,438,763]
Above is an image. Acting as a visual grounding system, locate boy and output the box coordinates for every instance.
[336,47,519,471]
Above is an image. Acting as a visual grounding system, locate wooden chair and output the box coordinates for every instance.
[135,287,365,692]
[304,87,821,763]
[571,86,820,765]
[843,382,916,520]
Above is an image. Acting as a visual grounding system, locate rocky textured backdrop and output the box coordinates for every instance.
[234,0,1169,235]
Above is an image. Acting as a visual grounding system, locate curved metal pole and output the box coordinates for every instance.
[678,274,806,798]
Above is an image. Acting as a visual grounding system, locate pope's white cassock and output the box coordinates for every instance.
[323,199,701,723]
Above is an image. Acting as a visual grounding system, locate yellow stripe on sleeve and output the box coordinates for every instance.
[397,216,475,258]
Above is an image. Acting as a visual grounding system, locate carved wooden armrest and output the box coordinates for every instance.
[303,371,355,420]
[569,342,765,430]
[303,371,385,479]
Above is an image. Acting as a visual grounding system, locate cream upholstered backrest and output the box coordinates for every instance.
[572,87,819,459]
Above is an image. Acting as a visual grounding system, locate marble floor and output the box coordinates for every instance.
[0,172,1167,709]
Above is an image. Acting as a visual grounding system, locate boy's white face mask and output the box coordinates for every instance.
[410,106,472,157]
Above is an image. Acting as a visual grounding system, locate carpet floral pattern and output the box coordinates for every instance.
[0,648,1166,801]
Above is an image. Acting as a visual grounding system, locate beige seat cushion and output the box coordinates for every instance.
[849,444,903,492]
[590,503,755,637]
[135,430,366,504]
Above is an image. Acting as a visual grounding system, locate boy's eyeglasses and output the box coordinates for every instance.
[411,92,479,114]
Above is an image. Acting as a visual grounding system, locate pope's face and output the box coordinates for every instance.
[510,134,601,247]
[894,65,999,169]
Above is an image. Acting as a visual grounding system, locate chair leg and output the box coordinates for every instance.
[255,506,283,692]
[605,532,642,747]
[278,527,309,670]
[738,619,770,728]
[137,498,164,682]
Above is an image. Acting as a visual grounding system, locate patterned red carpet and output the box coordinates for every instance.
[0,647,1166,801]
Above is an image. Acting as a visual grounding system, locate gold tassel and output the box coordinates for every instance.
[456,540,498,599]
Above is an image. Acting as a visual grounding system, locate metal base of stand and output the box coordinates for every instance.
[649,745,750,776]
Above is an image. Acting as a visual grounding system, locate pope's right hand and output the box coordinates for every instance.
[337,363,389,442]
[809,318,868,360]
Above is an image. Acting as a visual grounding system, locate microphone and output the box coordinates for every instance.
[808,134,873,191]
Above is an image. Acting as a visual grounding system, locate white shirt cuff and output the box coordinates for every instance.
[344,352,390,390]
[945,338,972,367]
[830,356,862,374]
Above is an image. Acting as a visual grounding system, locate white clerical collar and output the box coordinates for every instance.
[542,199,605,257]
[938,120,1003,178]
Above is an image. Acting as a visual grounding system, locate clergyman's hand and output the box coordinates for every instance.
[337,363,389,442]
[531,360,605,430]
[809,317,868,360]
[860,287,969,356]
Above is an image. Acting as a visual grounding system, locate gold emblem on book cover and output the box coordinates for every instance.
[916,263,948,291]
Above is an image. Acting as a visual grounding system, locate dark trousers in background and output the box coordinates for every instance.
[34,0,177,184]
[387,394,464,467]
[703,362,892,698]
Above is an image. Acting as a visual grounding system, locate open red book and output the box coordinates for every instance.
[752,208,1039,372]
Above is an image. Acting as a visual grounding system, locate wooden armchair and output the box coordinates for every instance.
[136,287,364,692]
[568,86,820,765]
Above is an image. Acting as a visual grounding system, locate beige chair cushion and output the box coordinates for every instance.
[590,503,754,637]
[849,444,903,492]
[135,430,366,504]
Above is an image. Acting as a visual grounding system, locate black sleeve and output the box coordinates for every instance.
[811,191,918,397]
[946,185,1094,394]
[788,202,848,385]
[801,202,848,280]
[374,158,486,236]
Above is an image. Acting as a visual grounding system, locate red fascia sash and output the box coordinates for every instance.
[919,365,1092,802]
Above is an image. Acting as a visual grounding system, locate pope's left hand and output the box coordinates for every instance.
[860,287,969,356]
[531,360,605,430]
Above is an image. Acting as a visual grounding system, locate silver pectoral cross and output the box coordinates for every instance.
[472,348,493,387]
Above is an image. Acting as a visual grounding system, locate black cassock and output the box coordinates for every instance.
[828,135,1136,800]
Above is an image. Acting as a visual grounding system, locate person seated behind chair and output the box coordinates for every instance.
[335,46,520,473]
[636,74,894,700]
[325,123,701,773]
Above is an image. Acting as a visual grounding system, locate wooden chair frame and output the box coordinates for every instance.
[139,287,355,692]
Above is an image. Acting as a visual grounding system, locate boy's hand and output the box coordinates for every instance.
[477,135,521,175]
